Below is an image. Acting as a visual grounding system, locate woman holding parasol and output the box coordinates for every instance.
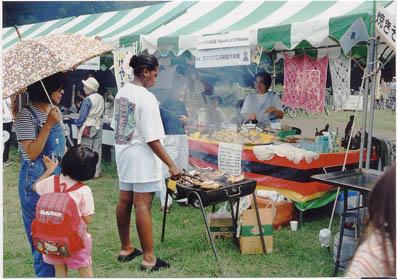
[3,33,115,277]
[14,72,67,277]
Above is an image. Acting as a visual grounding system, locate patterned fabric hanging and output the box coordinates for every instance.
[329,54,351,110]
[283,54,328,114]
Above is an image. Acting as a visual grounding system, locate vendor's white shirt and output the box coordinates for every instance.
[241,93,283,116]
[111,83,165,183]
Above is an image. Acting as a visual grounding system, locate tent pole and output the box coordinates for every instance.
[271,50,276,92]
[359,0,377,169]
[358,46,371,169]
[365,38,379,169]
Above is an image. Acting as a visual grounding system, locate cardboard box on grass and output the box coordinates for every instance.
[206,212,234,240]
[240,208,273,254]
[250,195,297,228]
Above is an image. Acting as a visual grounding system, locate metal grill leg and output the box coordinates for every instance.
[161,187,170,242]
[252,192,266,253]
[190,191,220,263]
[334,189,348,276]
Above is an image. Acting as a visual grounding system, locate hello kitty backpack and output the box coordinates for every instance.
[31,175,87,257]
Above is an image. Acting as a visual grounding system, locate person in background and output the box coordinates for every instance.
[75,76,104,179]
[241,71,284,127]
[3,97,13,167]
[206,95,225,131]
[389,76,396,112]
[230,99,245,127]
[156,76,189,213]
[344,164,396,277]
[33,145,98,278]
[111,54,181,271]
[14,72,67,277]
[376,77,386,109]
[390,76,396,98]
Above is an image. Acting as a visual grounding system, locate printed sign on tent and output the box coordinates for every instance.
[196,46,250,68]
[197,31,250,50]
[77,56,100,70]
[375,6,396,52]
[113,43,137,90]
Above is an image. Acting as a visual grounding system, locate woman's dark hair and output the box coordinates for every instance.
[129,54,159,77]
[255,71,272,88]
[367,164,396,275]
[61,145,99,181]
[27,72,68,103]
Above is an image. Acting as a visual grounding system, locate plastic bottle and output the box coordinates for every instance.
[333,127,339,152]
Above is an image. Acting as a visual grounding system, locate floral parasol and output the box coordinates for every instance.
[2,33,115,98]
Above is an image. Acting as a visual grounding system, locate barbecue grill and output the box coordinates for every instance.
[173,177,257,208]
[161,172,266,265]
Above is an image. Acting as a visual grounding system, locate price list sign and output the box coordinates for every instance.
[218,143,242,176]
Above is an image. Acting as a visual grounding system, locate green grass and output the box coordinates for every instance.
[3,144,344,278]
[300,106,396,132]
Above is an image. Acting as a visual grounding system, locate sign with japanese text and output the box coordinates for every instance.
[113,44,138,90]
[195,46,250,68]
[375,6,396,52]
[77,56,100,70]
[197,31,250,50]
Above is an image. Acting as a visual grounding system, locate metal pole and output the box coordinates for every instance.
[271,51,276,92]
[365,39,379,168]
[359,0,376,169]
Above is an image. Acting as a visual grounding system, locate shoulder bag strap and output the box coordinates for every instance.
[54,175,61,192]
[65,182,85,192]
[25,106,43,128]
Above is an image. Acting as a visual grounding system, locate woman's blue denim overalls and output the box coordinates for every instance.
[18,107,66,277]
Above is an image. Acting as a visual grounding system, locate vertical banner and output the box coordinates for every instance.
[375,6,396,52]
[218,143,242,176]
[251,45,263,65]
[113,43,138,90]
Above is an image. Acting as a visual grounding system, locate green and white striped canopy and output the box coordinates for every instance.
[3,1,393,55]
[140,0,392,55]
[3,1,196,52]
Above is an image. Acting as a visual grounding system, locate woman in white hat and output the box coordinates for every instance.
[75,76,104,178]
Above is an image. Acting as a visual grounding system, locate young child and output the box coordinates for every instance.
[33,145,98,277]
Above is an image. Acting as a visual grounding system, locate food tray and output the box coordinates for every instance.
[311,168,384,192]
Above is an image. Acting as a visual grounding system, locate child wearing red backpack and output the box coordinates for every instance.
[33,145,98,277]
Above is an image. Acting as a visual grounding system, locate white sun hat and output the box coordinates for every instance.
[82,77,99,92]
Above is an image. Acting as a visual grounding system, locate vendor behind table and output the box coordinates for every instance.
[156,76,190,212]
[241,71,284,127]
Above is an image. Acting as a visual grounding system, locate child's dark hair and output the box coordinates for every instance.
[129,54,159,77]
[28,72,68,103]
[61,145,98,181]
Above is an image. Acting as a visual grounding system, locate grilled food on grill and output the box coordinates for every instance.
[198,181,223,190]
[226,174,245,184]
[178,168,245,190]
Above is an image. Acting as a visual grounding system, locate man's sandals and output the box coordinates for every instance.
[117,248,142,263]
[141,258,170,272]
